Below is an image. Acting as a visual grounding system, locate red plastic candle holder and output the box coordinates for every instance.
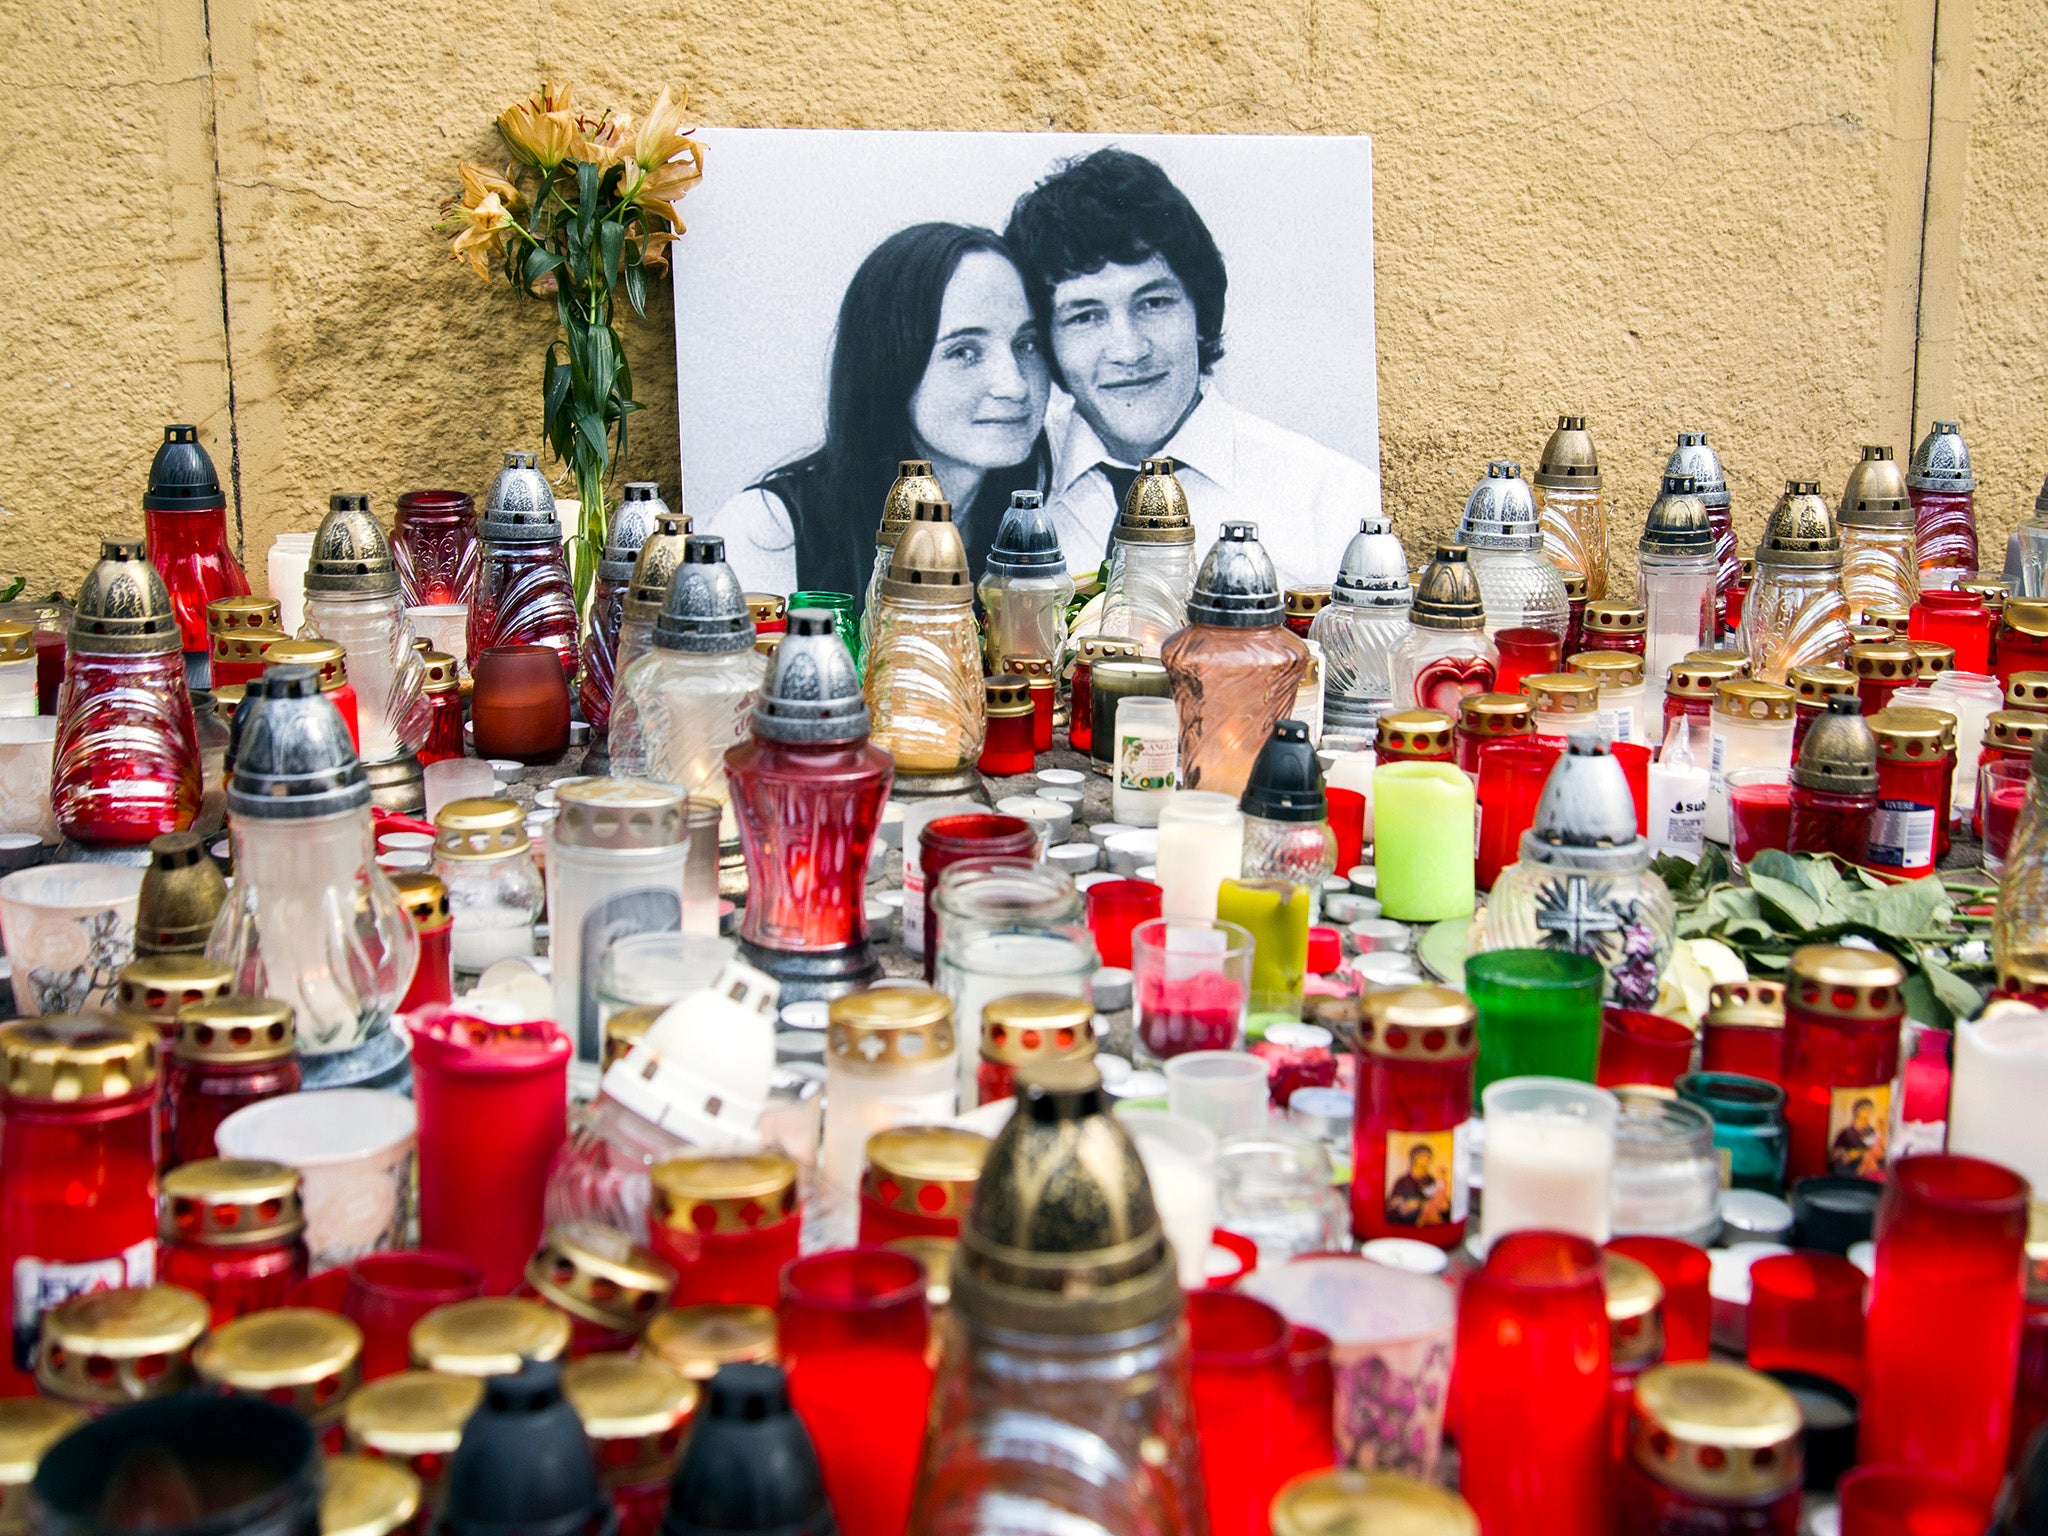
[1746,1252,1867,1392]
[649,1153,803,1309]
[1780,947,1905,1183]
[1605,1237,1711,1363]
[335,1249,486,1380]
[1476,740,1562,889]
[1595,1007,1696,1090]
[1325,787,1366,875]
[1187,1290,1294,1536]
[1085,878,1163,970]
[1836,1465,1989,1536]
[1493,628,1563,696]
[1909,589,1993,675]
[1282,1324,1337,1480]
[917,814,1039,980]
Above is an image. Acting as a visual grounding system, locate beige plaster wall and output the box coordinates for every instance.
[1,0,2040,603]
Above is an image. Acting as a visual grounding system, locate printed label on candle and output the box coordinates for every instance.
[901,861,926,952]
[1718,1145,1733,1187]
[1826,1083,1891,1180]
[10,1238,156,1371]
[1117,729,1177,791]
[1866,799,1935,870]
[1382,1125,1469,1228]
[1598,707,1634,743]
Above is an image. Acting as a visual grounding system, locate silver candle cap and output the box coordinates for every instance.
[1518,732,1647,873]
[600,483,669,585]
[1457,461,1543,552]
[1664,432,1731,514]
[653,535,756,654]
[983,491,1067,577]
[1332,517,1414,611]
[227,663,368,821]
[1907,420,1975,493]
[751,610,870,745]
[306,493,400,597]
[1186,522,1283,627]
[480,450,562,543]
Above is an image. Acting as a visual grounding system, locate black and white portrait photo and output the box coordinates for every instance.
[674,129,1381,606]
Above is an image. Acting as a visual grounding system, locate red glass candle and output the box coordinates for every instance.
[1085,877,1163,970]
[1664,659,1737,735]
[1476,740,1562,889]
[519,1224,677,1360]
[1580,600,1648,657]
[1001,656,1057,753]
[1605,1252,1666,1471]
[1282,1324,1337,1479]
[1700,980,1784,1084]
[336,1250,486,1381]
[2015,1276,2048,1475]
[1847,642,1921,715]
[1069,637,1141,754]
[1997,603,2048,688]
[1861,1154,2029,1508]
[33,625,63,714]
[779,1248,932,1536]
[1619,1362,1804,1536]
[977,676,1036,776]
[1727,774,1792,868]
[976,992,1096,1106]
[1785,782,1875,865]
[470,536,578,679]
[469,645,571,764]
[0,1015,161,1397]
[1612,740,1651,835]
[1562,569,1589,657]
[1284,588,1329,639]
[1867,708,1948,878]
[210,628,288,689]
[1351,985,1474,1249]
[408,1005,571,1293]
[164,996,301,1169]
[1457,1232,1610,1536]
[157,1157,309,1326]
[1780,945,1905,1183]
[1606,1237,1712,1363]
[53,639,202,843]
[1744,1252,1865,1393]
[1909,588,1993,675]
[145,426,250,656]
[1375,708,1455,767]
[1187,1290,1294,1536]
[1837,1466,1986,1536]
[416,652,464,766]
[391,490,480,608]
[859,1125,989,1243]
[1326,786,1366,874]
[649,1153,802,1308]
[916,813,1038,982]
[1493,628,1563,696]
[1596,1008,1696,1090]
[1455,692,1533,772]
[1978,709,2046,838]
[391,873,454,1015]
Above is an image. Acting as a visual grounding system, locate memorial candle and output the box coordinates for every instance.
[1780,944,1906,1183]
[1371,761,1475,921]
[1479,1076,1619,1249]
[1154,790,1244,921]
[1216,878,1310,1016]
[1949,1005,2048,1193]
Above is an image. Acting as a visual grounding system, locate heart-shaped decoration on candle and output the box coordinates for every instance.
[1413,654,1498,715]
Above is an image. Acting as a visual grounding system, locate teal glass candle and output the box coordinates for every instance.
[1676,1070,1788,1194]
[1465,949,1604,1092]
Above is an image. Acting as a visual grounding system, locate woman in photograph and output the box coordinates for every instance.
[702,221,1052,606]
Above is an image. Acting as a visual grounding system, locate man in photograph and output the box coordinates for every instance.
[1005,148,1372,589]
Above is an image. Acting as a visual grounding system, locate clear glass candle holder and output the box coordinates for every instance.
[1164,1050,1271,1139]
[1608,1089,1722,1246]
[1131,916,1254,1063]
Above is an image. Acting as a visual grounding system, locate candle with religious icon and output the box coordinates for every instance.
[1837,444,1920,624]
[1638,475,1720,703]
[391,487,480,609]
[1737,481,1854,685]
[1534,415,1609,599]
[865,502,987,790]
[726,610,894,1000]
[1780,944,1907,1182]
[1100,458,1198,656]
[1459,461,1571,639]
[976,991,1098,1106]
[615,504,692,678]
[1351,985,1475,1249]
[1311,516,1416,745]
[468,451,578,677]
[1907,419,1979,590]
[578,483,667,742]
[165,996,301,1170]
[978,491,1073,676]
[156,1157,309,1325]
[1390,545,1500,715]
[1161,522,1312,798]
[301,493,430,766]
[143,425,250,664]
[860,1125,991,1244]
[52,540,202,842]
[819,989,959,1247]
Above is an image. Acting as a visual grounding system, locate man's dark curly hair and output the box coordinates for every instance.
[1003,148,1227,386]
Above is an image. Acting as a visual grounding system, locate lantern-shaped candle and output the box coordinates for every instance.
[865,501,987,793]
[578,482,666,754]
[1100,459,1198,657]
[1665,432,1740,638]
[1786,696,1878,865]
[1239,719,1337,915]
[1780,944,1906,1182]
[390,488,480,609]
[1310,516,1415,746]
[53,540,202,842]
[614,504,691,679]
[1837,444,1919,624]
[1351,984,1475,1249]
[1373,761,1475,922]
[1161,522,1311,797]
[468,451,578,677]
[726,610,893,1000]
[1737,481,1854,685]
[143,425,250,663]
[1638,475,1720,707]
[1391,545,1499,716]
[978,491,1073,674]
[1907,419,1979,590]
[1458,461,1571,639]
[302,493,430,767]
[860,458,944,654]
[1534,414,1608,600]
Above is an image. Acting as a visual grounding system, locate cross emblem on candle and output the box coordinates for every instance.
[1535,875,1623,950]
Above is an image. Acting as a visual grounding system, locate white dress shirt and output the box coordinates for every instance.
[1042,389,1380,590]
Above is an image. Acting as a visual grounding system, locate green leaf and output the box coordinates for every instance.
[1918,947,1985,1019]
[543,353,572,434]
[1746,850,1817,900]
[624,259,647,317]
[577,410,610,471]
[1874,877,1958,938]
[1749,874,1822,931]
[1900,972,1945,1028]
[577,160,599,221]
[599,222,625,296]
[523,247,564,289]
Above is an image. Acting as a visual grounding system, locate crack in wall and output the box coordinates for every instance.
[197,0,245,561]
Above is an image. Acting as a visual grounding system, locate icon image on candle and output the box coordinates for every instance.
[1826,1087,1889,1179]
[1383,1130,1459,1229]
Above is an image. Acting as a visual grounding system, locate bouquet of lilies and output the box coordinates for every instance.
[440,81,704,607]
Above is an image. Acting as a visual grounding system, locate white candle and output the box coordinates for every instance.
[1118,1108,1219,1289]
[1154,791,1244,922]
[1648,722,1710,863]
[1949,1004,2048,1191]
[1112,696,1180,827]
[267,532,316,636]
[1479,1078,1619,1250]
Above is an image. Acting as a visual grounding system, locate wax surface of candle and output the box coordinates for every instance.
[1482,1111,1614,1245]
[1372,763,1475,921]
[1949,1012,2048,1190]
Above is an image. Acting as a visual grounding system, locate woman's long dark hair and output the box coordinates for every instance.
[754,222,1049,610]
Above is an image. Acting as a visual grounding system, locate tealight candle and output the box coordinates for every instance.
[1154,791,1244,922]
[1371,762,1475,922]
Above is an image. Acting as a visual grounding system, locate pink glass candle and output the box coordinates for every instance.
[391,490,480,608]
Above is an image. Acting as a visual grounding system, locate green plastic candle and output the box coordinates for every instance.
[1372,761,1476,921]
[1216,876,1310,1015]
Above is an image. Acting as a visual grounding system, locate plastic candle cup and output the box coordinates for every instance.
[1836,1466,1990,1536]
[1605,1236,1713,1363]
[1114,1107,1220,1289]
[215,1088,417,1272]
[1371,762,1475,921]
[1744,1251,1867,1392]
[1131,916,1254,1062]
[1596,1007,1698,1090]
[1949,1007,2048,1189]
[1164,1050,1271,1140]
[1216,876,1310,1014]
[1154,790,1245,921]
[1085,877,1163,969]
[1466,949,1605,1089]
[1185,1290,1294,1533]
[1111,694,1180,826]
[915,813,1038,981]
[1474,739,1564,888]
[1479,1077,1620,1249]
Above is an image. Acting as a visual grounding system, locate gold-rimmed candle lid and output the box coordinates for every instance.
[1629,1362,1804,1505]
[1786,664,1858,706]
[0,1014,157,1102]
[1567,651,1645,687]
[343,1370,484,1459]
[984,675,1034,717]
[391,872,452,931]
[36,1285,209,1405]
[1787,944,1906,1021]
[264,637,349,691]
[2005,599,2048,641]
[174,995,295,1064]
[408,1297,570,1377]
[650,1152,800,1235]
[604,1005,663,1071]
[1869,705,1952,762]
[827,986,956,1068]
[524,1222,677,1334]
[1285,587,1333,621]
[862,1125,993,1220]
[1685,647,1752,675]
[420,650,459,693]
[1910,640,1956,676]
[1713,679,1796,722]
[1846,640,1920,682]
[160,1157,304,1247]
[1456,693,1532,736]
[1375,709,1454,758]
[979,993,1098,1069]
[743,594,786,627]
[115,954,235,1032]
[320,1455,423,1536]
[433,797,530,860]
[1666,658,1741,699]
[1704,979,1784,1029]
[1359,985,1476,1062]
[1604,1252,1665,1366]
[194,1307,362,1422]
[1270,1469,1479,1535]
[561,1353,697,1448]
[2006,671,2048,712]
[1987,709,2048,754]
[640,1305,778,1380]
[1582,599,1646,635]
[1522,672,1600,715]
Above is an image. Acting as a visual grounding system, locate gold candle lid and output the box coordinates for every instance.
[1685,648,1752,675]
[37,1285,209,1405]
[744,594,786,627]
[650,1152,800,1235]
[876,459,943,550]
[212,627,288,667]
[625,511,696,620]
[1757,481,1844,569]
[1285,587,1333,621]
[827,986,956,1068]
[433,798,531,860]
[604,1004,663,1070]
[1846,641,1920,683]
[175,995,295,1064]
[561,1353,697,1444]
[1583,599,1647,636]
[264,637,349,692]
[1456,693,1532,738]
[524,1222,677,1334]
[160,1157,304,1247]
[863,1125,993,1220]
[1,1014,157,1101]
[1836,444,1911,527]
[1537,414,1601,489]
[1522,672,1599,715]
[883,1237,957,1309]
[207,595,283,636]
[1111,459,1195,545]
[115,954,235,1032]
[390,873,451,932]
[2005,598,2048,640]
[1787,664,1858,706]
[1863,606,1912,637]
[1561,569,1589,603]
[641,1305,778,1381]
[1704,979,1784,1030]
[980,993,1098,1069]
[1960,573,2010,609]
[320,1455,422,1536]
[419,650,459,694]
[1270,1469,1479,1535]
[1604,1252,1665,1367]
[213,683,246,719]
[1665,659,1741,700]
[1788,945,1906,1021]
[1988,709,2048,753]
[1870,705,1953,762]
[1911,640,1956,676]
[1848,624,1893,644]
[1630,1362,1804,1503]
[1359,986,1476,1062]
[1567,651,1645,688]
[0,1399,88,1488]
[195,1308,362,1422]
[1000,654,1056,687]
[881,501,973,605]
[1375,709,1454,758]
[2007,672,2048,711]
[1077,635,1142,665]
[344,1370,484,1457]
[0,622,31,666]
[1409,546,1486,632]
[409,1298,570,1376]
[984,676,1034,718]
[1713,679,1796,722]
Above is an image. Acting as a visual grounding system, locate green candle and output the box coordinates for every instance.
[1466,948,1606,1090]
[1217,877,1310,1014]
[1372,761,1475,921]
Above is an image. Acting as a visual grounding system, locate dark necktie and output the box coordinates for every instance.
[1098,462,1140,521]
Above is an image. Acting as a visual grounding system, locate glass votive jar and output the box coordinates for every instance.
[1165,1050,1272,1140]
[858,1124,991,1243]
[1454,691,1534,772]
[166,995,302,1169]
[470,644,572,764]
[648,1153,801,1309]
[157,1156,310,1326]
[432,798,542,978]
[1707,680,1796,844]
[1700,981,1786,1084]
[1725,766,1793,867]
[1473,739,1564,890]
[1836,1466,1987,1536]
[1595,1007,1697,1091]
[1609,1089,1722,1246]
[595,932,735,1024]
[420,756,495,823]
[1676,1072,1788,1193]
[935,919,1097,1110]
[1480,1077,1621,1250]
[1213,1128,1345,1264]
[1089,657,1173,772]
[1985,756,2034,874]
[681,797,721,937]
[1467,948,1605,1090]
[1132,916,1254,1063]
[977,675,1035,777]
[1621,1362,1805,1535]
[1112,694,1181,827]
[976,991,1097,1106]
[916,814,1039,981]
[1084,877,1163,970]
[195,1306,363,1450]
[1582,598,1648,656]
[1569,650,1648,746]
[1115,1106,1220,1290]
[1493,626,1564,695]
